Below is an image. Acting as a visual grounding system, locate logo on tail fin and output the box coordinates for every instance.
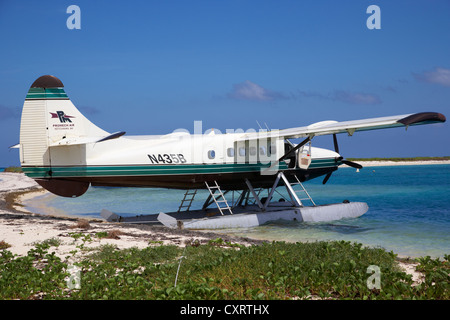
[50,111,75,123]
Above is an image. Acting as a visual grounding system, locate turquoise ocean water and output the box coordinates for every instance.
[24,164,450,258]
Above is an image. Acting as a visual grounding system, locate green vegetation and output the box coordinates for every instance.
[3,166,22,173]
[0,239,448,300]
[347,156,450,162]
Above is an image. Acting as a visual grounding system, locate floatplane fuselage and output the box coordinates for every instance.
[15,75,446,228]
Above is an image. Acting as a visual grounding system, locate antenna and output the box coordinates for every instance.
[256,120,263,130]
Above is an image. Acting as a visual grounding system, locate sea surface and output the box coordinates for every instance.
[24,164,450,258]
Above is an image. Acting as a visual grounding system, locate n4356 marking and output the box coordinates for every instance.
[148,154,186,164]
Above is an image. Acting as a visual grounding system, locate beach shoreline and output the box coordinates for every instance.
[0,173,264,262]
[1,165,443,284]
[342,159,450,167]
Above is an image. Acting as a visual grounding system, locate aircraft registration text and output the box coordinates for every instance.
[148,154,187,164]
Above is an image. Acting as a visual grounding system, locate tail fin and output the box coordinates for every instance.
[19,75,110,197]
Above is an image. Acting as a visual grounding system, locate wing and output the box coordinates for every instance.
[238,112,446,141]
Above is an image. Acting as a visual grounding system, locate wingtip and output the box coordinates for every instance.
[398,112,446,126]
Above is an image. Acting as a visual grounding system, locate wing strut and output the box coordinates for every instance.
[279,136,312,162]
[263,136,312,174]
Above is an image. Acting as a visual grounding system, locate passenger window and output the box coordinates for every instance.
[259,146,266,155]
[239,147,246,156]
[207,150,215,159]
[227,147,235,157]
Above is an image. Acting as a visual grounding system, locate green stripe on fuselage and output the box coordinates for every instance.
[22,159,337,179]
[22,163,281,178]
[308,158,339,168]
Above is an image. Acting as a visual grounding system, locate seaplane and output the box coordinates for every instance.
[14,75,446,229]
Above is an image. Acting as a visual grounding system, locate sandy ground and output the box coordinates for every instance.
[0,171,427,284]
[0,173,263,264]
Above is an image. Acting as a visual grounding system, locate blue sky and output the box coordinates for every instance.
[1,0,449,166]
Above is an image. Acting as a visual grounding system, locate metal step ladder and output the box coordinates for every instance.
[177,189,198,212]
[205,181,233,215]
[291,175,316,206]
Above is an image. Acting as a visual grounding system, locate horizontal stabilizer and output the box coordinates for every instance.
[96,131,126,143]
[49,131,126,147]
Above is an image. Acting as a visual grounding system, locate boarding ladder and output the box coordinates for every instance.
[177,189,198,212]
[205,181,233,215]
[291,175,316,206]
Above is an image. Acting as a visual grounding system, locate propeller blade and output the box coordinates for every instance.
[333,134,339,154]
[342,160,363,169]
[322,172,332,184]
[332,134,362,170]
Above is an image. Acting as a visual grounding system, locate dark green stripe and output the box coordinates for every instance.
[25,87,68,100]
[22,159,336,179]
[22,163,288,178]
[308,158,339,168]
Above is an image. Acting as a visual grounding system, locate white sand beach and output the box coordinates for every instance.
[0,168,433,284]
[343,159,450,167]
[0,172,261,264]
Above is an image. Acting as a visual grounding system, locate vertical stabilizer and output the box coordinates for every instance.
[19,75,105,197]
[20,75,108,166]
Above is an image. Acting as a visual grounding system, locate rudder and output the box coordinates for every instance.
[19,75,106,197]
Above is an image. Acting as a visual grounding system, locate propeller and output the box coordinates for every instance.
[341,159,363,169]
[323,134,363,184]
[322,172,332,185]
